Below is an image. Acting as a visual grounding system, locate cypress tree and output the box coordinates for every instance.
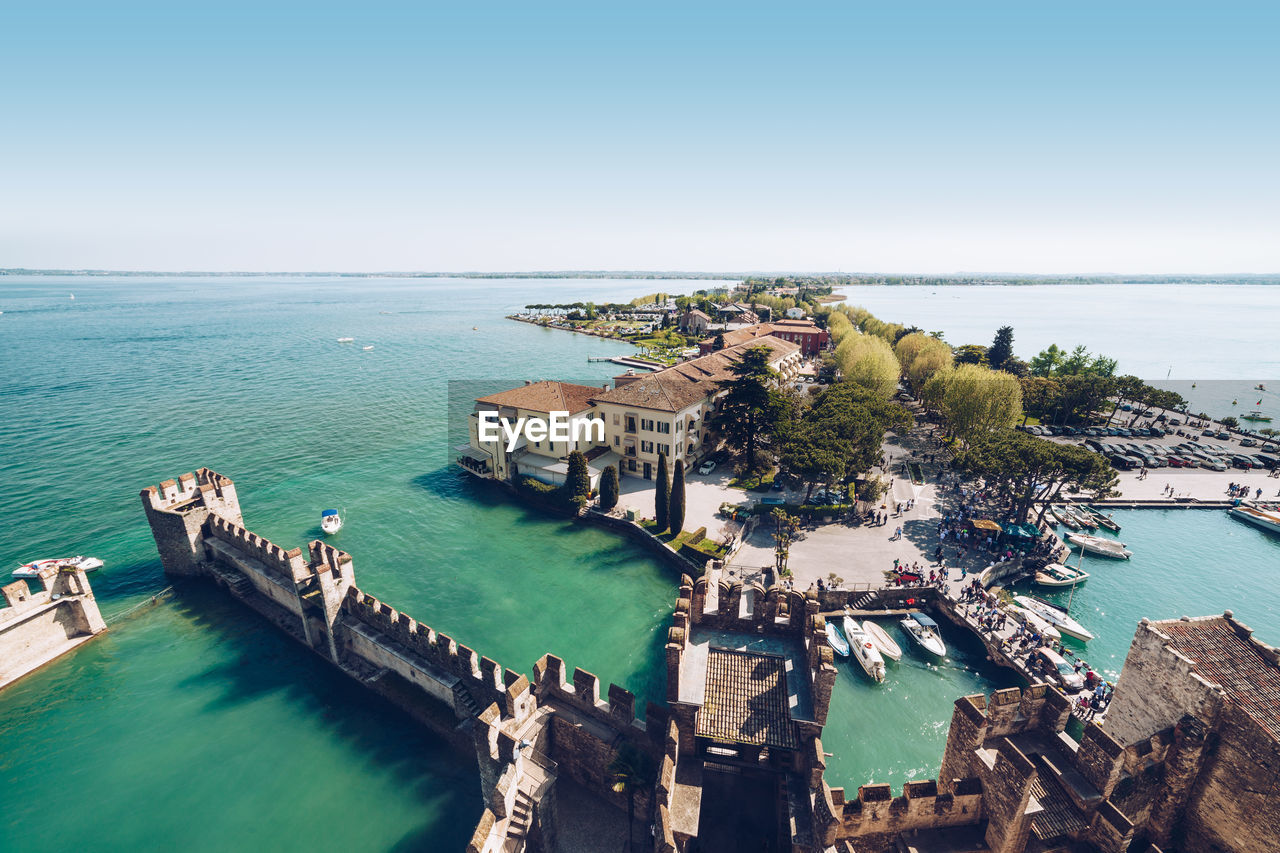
[654,451,670,532]
[669,458,686,535]
[564,451,591,507]
[599,465,619,511]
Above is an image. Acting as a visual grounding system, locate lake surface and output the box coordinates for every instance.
[2,276,1278,849]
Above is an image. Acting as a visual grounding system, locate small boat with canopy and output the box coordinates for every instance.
[321,509,343,535]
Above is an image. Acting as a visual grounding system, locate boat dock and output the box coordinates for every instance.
[587,355,662,371]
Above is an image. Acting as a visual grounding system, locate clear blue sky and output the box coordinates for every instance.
[2,1,1276,272]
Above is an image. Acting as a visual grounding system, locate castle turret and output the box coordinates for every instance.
[140,468,241,576]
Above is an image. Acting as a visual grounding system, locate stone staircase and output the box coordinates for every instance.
[453,687,480,719]
[503,789,536,851]
[852,591,878,609]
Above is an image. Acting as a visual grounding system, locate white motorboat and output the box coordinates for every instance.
[1065,532,1132,559]
[1034,562,1089,588]
[1229,503,1280,536]
[337,337,354,343]
[844,617,887,682]
[861,620,902,662]
[13,555,103,579]
[1006,604,1062,642]
[321,509,343,535]
[1014,595,1095,642]
[825,620,850,657]
[900,612,946,658]
[362,345,374,351]
[1061,505,1097,530]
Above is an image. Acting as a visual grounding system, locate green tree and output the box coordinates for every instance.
[957,431,1118,525]
[608,742,655,853]
[655,452,670,532]
[599,464,619,511]
[834,331,901,398]
[954,344,988,366]
[669,459,686,534]
[937,364,1023,441]
[1029,343,1065,377]
[564,451,591,508]
[895,332,953,394]
[1222,415,1239,429]
[714,346,784,472]
[987,326,1015,371]
[712,332,726,351]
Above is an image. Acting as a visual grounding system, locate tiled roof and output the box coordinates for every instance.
[591,336,799,412]
[707,322,825,350]
[1158,616,1280,742]
[475,381,603,414]
[695,648,797,749]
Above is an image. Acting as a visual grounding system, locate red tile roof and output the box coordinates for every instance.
[475,381,603,414]
[1158,616,1280,742]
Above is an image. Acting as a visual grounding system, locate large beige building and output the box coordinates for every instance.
[459,336,802,484]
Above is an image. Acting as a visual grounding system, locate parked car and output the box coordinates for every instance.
[1202,428,1216,436]
[1240,438,1258,447]
[1200,459,1228,472]
[1028,647,1085,691]
[1217,431,1232,440]
[1168,418,1182,426]
[1251,455,1278,470]
[1231,456,1254,470]
[698,460,717,475]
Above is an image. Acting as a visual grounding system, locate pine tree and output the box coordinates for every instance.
[599,465,619,511]
[669,459,686,535]
[988,325,1015,371]
[654,452,670,532]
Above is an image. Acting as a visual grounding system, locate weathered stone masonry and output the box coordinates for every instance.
[0,562,107,690]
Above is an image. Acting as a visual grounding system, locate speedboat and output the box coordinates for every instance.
[337,337,354,343]
[1065,532,1132,559]
[1229,503,1280,536]
[1006,605,1062,642]
[861,620,902,662]
[1062,505,1096,530]
[825,620,850,657]
[362,345,374,351]
[321,509,343,535]
[900,612,946,658]
[1034,562,1089,588]
[13,555,103,579]
[1242,411,1272,423]
[1014,595,1095,642]
[844,617,886,682]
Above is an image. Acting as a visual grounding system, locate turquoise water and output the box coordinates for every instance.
[1019,509,1280,682]
[0,276,679,851]
[3,277,1280,849]
[833,283,1280,417]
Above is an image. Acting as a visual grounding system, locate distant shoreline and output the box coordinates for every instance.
[2,269,1279,286]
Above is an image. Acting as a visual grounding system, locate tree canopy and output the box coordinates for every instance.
[987,326,1015,371]
[931,364,1023,441]
[834,331,901,399]
[895,333,953,395]
[957,430,1118,525]
[714,346,788,471]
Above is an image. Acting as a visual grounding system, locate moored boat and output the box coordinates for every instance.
[1242,410,1272,422]
[13,555,103,579]
[1228,503,1280,536]
[1065,532,1132,559]
[1084,506,1121,532]
[1034,562,1089,587]
[1006,604,1062,642]
[1062,505,1097,530]
[825,620,850,657]
[861,620,902,662]
[900,612,946,658]
[1049,505,1080,530]
[1014,594,1095,642]
[844,617,886,682]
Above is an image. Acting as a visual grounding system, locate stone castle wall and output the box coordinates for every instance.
[0,566,107,690]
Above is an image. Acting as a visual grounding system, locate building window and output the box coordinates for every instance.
[659,443,670,456]
[626,417,637,433]
[677,443,683,456]
[628,460,637,472]
[614,436,620,446]
[676,421,683,433]
[641,440,654,454]
[641,418,655,431]
[613,413,620,426]
[657,421,671,434]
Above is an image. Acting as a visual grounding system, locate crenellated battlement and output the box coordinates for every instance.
[829,776,985,840]
[205,513,306,581]
[341,588,510,709]
[142,468,238,513]
[687,575,814,635]
[307,540,352,578]
[532,653,646,733]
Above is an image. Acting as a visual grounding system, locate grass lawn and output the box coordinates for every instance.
[638,520,728,558]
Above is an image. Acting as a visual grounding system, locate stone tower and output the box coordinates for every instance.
[140,468,242,576]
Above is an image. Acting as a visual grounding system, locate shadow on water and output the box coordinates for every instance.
[165,582,483,850]
[411,466,473,502]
